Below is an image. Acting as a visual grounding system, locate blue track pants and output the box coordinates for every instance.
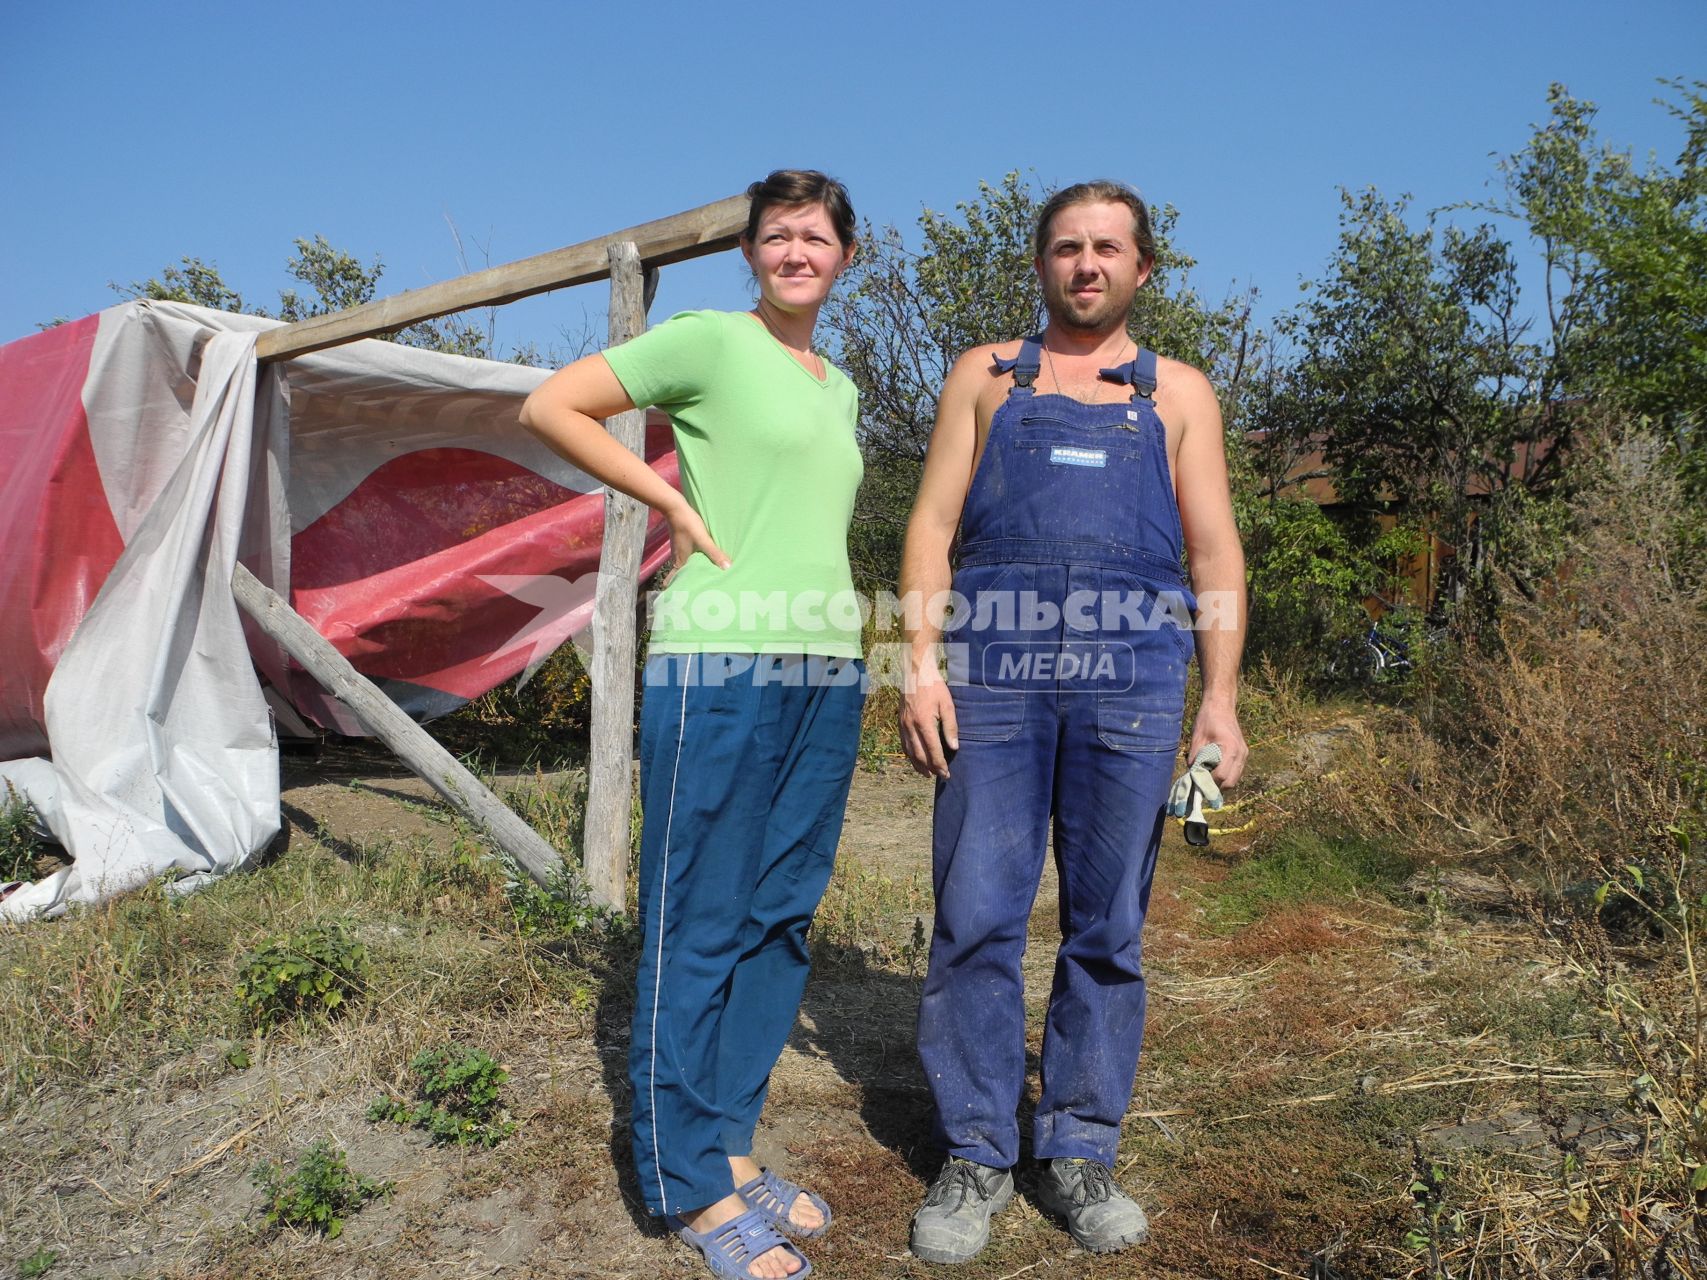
[628,652,864,1215]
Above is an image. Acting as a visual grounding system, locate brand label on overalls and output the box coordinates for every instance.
[1049,446,1106,468]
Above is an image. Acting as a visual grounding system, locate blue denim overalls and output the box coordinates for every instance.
[917,337,1195,1169]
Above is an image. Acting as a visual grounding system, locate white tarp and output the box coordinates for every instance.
[1,317,278,916]
[0,301,676,920]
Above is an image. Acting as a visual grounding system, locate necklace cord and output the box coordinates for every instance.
[1042,338,1134,401]
[753,306,823,379]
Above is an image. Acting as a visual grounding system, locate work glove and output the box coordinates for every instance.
[1168,743,1224,847]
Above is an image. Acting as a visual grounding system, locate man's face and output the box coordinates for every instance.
[1034,200,1154,335]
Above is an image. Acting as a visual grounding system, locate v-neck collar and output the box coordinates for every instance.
[738,311,830,388]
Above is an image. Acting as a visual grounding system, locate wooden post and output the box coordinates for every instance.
[582,243,653,911]
[231,564,567,889]
[234,196,752,900]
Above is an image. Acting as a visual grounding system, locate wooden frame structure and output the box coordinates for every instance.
[236,195,748,909]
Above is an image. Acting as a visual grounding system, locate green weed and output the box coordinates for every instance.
[1,784,41,883]
[444,834,496,891]
[1403,1146,1466,1278]
[1210,827,1412,929]
[488,770,628,932]
[251,1140,391,1238]
[234,921,369,1030]
[367,1044,515,1148]
[812,862,930,964]
[857,681,902,772]
[502,858,608,937]
[857,721,893,772]
[503,770,588,854]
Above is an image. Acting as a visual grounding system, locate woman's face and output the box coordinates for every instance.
[741,202,855,315]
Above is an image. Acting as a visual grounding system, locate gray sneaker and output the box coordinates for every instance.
[1036,1157,1149,1252]
[910,1157,1015,1264]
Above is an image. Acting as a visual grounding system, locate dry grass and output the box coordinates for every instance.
[1276,436,1707,1278]
[0,783,637,1278]
[4,582,1694,1278]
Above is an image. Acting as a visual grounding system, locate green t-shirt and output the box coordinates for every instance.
[602,310,864,657]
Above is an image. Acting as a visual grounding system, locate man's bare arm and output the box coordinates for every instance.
[1171,366,1248,788]
[897,350,986,778]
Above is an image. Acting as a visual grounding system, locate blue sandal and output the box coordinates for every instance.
[737,1168,833,1240]
[670,1207,812,1279]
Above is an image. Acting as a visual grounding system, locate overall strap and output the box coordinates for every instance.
[991,335,1045,396]
[1098,347,1159,402]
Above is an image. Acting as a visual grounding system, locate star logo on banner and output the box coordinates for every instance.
[477,573,600,688]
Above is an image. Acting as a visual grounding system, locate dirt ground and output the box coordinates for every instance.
[0,720,1623,1279]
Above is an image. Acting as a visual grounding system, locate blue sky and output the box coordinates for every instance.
[2,0,1701,357]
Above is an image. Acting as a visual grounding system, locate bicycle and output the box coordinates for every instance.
[1325,615,1416,686]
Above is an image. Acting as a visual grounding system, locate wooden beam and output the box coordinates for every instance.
[581,243,652,911]
[254,194,747,364]
[231,564,568,889]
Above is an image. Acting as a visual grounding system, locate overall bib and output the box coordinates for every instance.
[917,338,1194,1169]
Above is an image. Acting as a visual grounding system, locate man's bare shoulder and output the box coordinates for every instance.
[1155,355,1221,425]
[941,341,1027,420]
[948,339,1026,380]
[1154,353,1215,397]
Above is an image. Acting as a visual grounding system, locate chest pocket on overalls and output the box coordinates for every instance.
[1011,415,1145,547]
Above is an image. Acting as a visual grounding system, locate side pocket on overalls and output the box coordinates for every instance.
[1095,626,1189,753]
[946,563,1027,743]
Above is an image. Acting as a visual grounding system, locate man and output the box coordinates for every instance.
[898,180,1247,1263]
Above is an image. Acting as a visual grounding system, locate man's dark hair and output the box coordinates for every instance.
[1033,180,1155,263]
[743,170,857,250]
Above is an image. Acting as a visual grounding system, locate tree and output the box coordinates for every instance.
[1249,184,1571,612]
[1489,80,1707,440]
[275,236,382,320]
[114,256,247,313]
[1487,80,1707,585]
[1244,81,1707,636]
[111,237,497,359]
[1234,358,1424,661]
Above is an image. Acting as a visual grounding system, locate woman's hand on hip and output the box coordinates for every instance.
[667,505,731,573]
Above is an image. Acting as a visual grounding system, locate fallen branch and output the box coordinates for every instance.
[147,1115,270,1202]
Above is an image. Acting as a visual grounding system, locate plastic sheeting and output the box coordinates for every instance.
[0,301,676,918]
[1,321,278,916]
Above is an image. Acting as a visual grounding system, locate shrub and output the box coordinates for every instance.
[1,783,41,883]
[1310,429,1707,1275]
[436,644,594,763]
[234,921,369,1029]
[367,1044,515,1148]
[1433,434,1706,889]
[502,858,607,937]
[251,1140,390,1238]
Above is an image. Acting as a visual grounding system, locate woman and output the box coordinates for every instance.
[519,170,864,1280]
